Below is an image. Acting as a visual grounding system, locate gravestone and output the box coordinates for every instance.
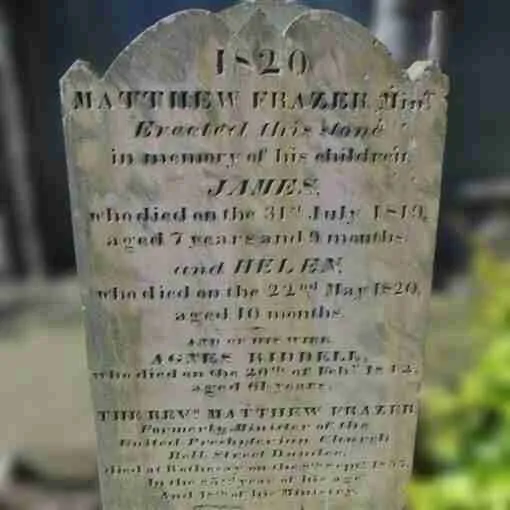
[60,0,448,509]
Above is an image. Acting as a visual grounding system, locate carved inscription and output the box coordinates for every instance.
[61,4,448,510]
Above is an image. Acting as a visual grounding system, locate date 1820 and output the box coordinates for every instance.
[216,48,309,75]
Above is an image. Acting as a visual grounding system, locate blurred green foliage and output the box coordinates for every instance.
[410,250,510,510]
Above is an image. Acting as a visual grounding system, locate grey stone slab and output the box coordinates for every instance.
[61,1,448,509]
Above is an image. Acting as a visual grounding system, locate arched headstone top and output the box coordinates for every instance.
[62,0,448,91]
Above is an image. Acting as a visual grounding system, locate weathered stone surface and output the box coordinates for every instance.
[61,1,448,509]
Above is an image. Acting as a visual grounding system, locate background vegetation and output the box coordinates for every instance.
[411,248,510,509]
